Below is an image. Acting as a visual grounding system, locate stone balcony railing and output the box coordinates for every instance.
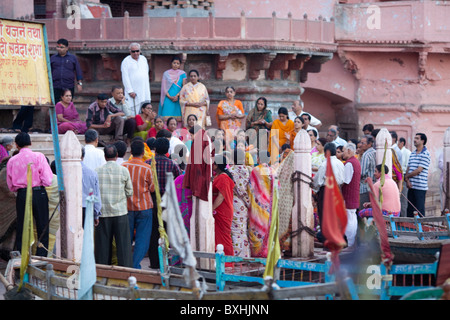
[334,1,450,51]
[39,11,336,55]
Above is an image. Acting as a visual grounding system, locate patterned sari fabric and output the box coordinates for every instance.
[179,82,210,129]
[55,101,87,134]
[134,114,152,139]
[229,165,252,258]
[217,99,245,131]
[276,150,295,253]
[248,163,275,258]
[159,69,186,121]
[174,174,192,237]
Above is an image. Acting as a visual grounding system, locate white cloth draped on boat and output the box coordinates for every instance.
[161,172,204,291]
[78,191,97,300]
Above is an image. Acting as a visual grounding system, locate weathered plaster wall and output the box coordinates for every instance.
[214,0,336,20]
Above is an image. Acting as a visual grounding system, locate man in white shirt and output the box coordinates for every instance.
[289,100,322,128]
[121,42,151,110]
[390,131,403,169]
[83,129,106,171]
[328,125,347,147]
[398,137,411,217]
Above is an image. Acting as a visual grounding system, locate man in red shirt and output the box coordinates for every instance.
[122,140,155,269]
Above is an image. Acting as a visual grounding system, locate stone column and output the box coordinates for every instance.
[443,127,450,211]
[375,128,392,177]
[292,129,314,258]
[59,131,83,262]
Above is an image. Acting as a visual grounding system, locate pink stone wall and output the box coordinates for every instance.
[214,0,335,20]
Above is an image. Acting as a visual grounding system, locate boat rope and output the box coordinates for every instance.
[289,170,316,238]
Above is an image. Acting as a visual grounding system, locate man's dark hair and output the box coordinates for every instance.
[399,137,406,145]
[104,145,118,160]
[97,93,109,101]
[154,137,170,155]
[130,140,145,157]
[416,133,427,145]
[57,38,69,47]
[146,137,156,150]
[15,132,31,148]
[390,131,398,142]
[363,123,374,133]
[302,113,311,121]
[364,134,374,146]
[324,142,336,156]
[156,129,172,139]
[111,85,123,92]
[85,129,98,144]
[376,164,389,175]
[114,140,128,158]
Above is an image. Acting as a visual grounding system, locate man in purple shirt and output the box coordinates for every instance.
[50,38,83,102]
[6,132,53,256]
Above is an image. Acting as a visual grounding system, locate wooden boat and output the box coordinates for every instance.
[1,250,358,300]
[382,213,450,263]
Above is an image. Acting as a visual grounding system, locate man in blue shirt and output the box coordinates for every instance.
[404,133,431,217]
[50,38,83,102]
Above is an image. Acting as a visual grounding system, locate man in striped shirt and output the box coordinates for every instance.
[122,140,155,269]
[359,135,376,210]
[404,133,431,217]
[95,145,133,267]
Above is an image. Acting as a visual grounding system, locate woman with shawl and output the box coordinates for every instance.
[159,56,187,123]
[179,70,210,129]
[248,152,276,258]
[245,97,272,151]
[229,149,252,258]
[55,88,87,134]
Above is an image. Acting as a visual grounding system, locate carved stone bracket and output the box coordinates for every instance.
[248,53,277,80]
[337,50,361,80]
[215,53,229,80]
[284,54,311,79]
[267,54,297,80]
[418,51,428,84]
[300,55,331,83]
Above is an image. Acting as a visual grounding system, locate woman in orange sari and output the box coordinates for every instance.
[217,86,245,137]
[269,107,294,164]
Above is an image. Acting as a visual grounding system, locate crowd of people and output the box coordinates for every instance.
[0,40,433,270]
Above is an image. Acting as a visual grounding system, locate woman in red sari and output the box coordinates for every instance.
[212,154,235,258]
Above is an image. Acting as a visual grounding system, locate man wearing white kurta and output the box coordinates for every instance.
[121,43,151,110]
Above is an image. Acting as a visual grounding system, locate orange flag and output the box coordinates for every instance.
[322,152,348,274]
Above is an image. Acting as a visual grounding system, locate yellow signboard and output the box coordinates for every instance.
[0,19,52,106]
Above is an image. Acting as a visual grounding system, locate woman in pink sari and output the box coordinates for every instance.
[55,88,87,134]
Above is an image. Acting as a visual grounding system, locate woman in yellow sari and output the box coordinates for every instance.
[179,69,210,129]
[269,107,294,164]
